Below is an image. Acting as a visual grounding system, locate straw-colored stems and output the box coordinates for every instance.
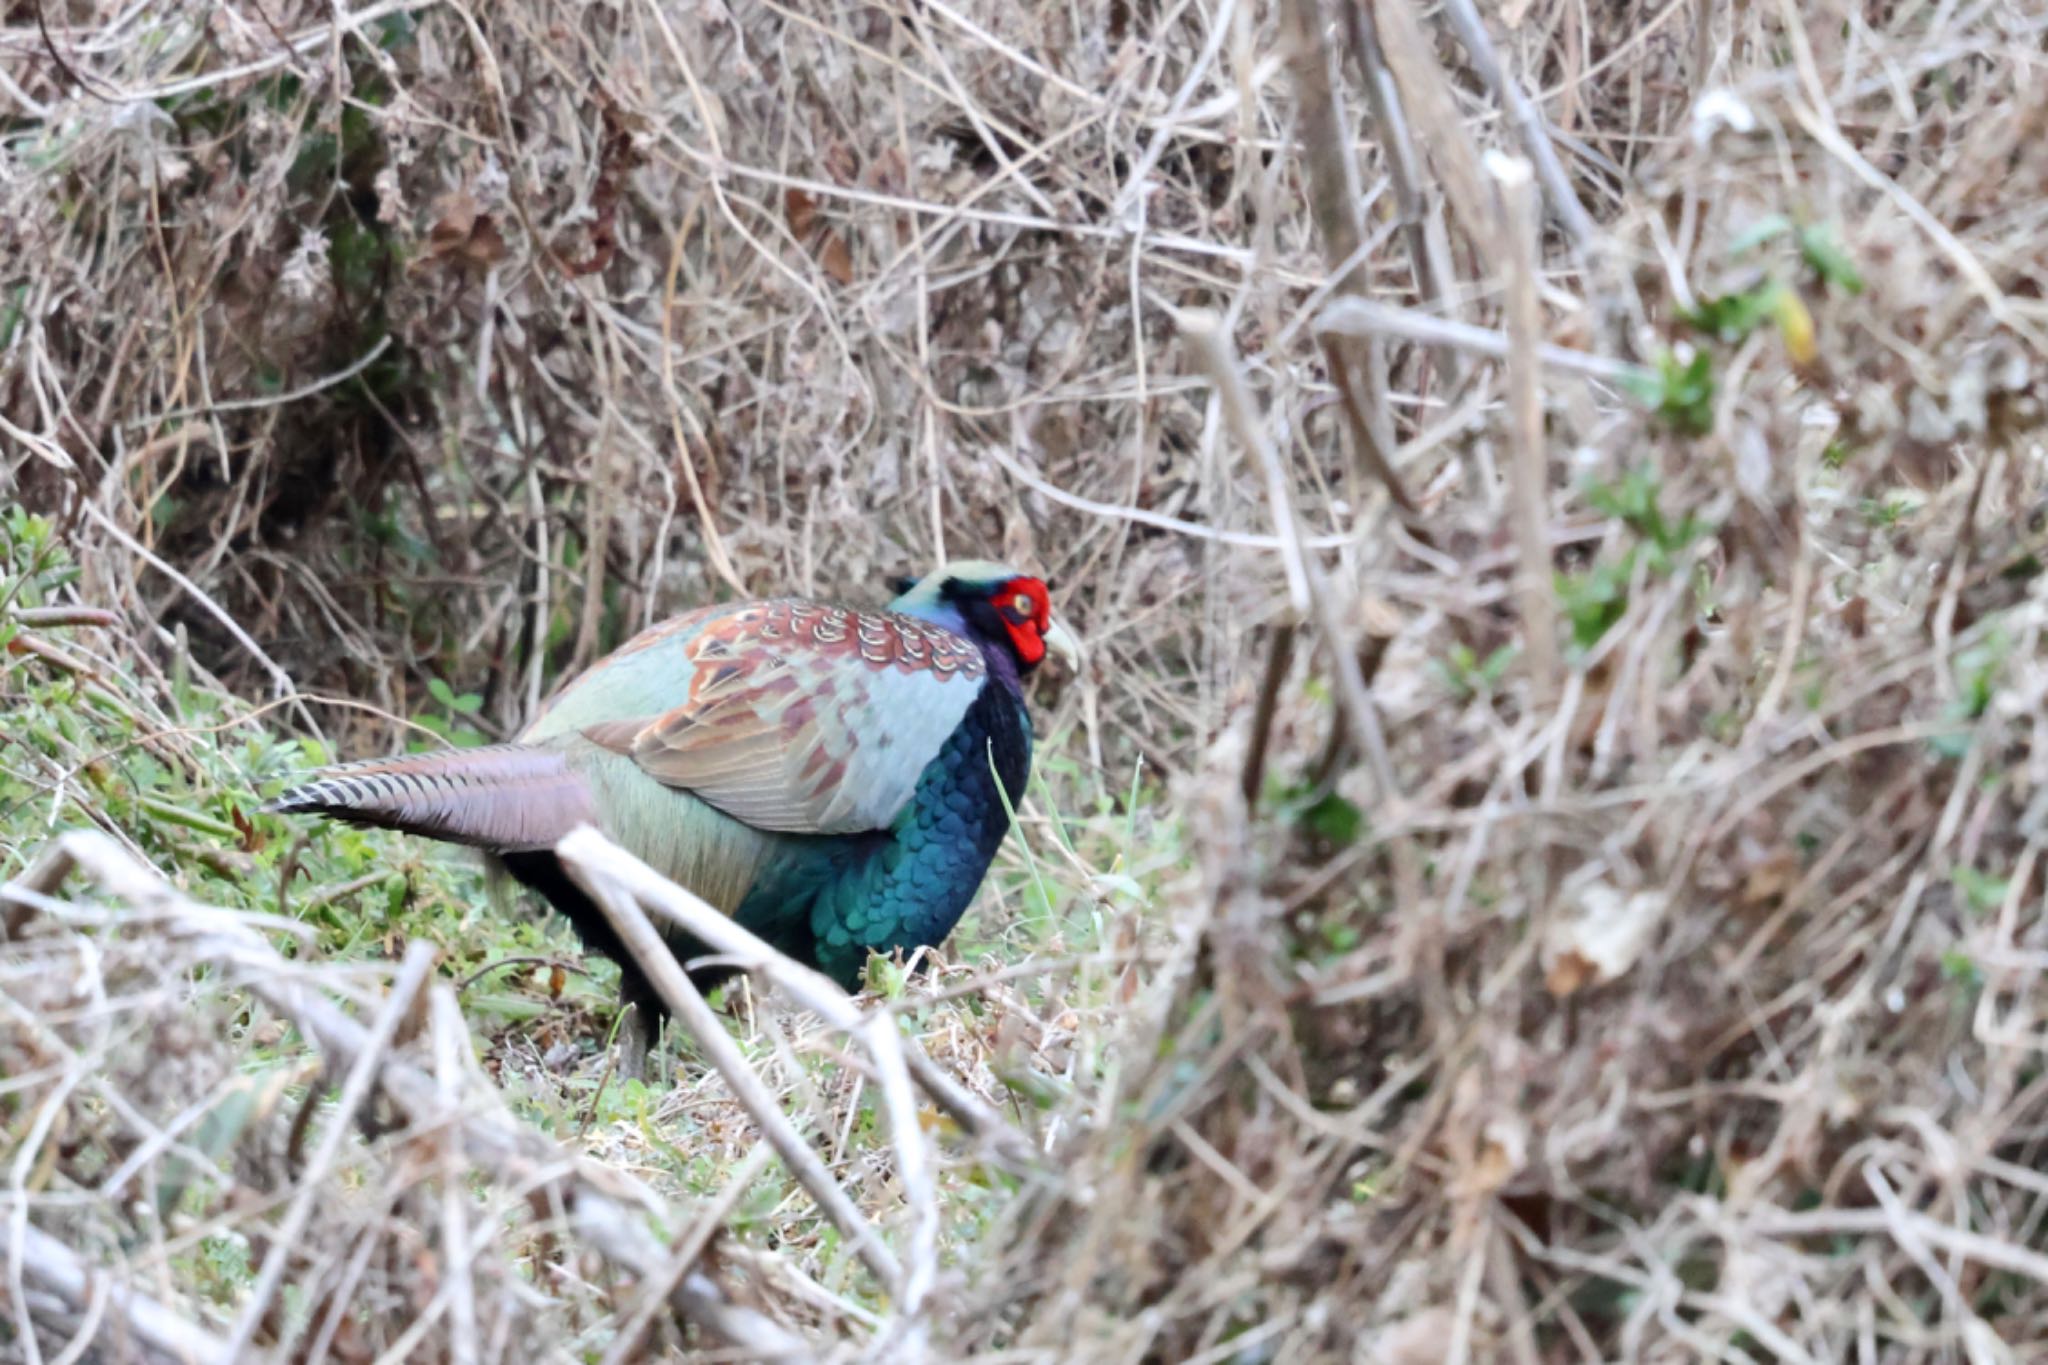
[1341,0,1461,380]
[1315,296,1648,386]
[1488,152,1562,705]
[8,1222,232,1364]
[1278,0,1410,513]
[1180,309,1400,804]
[1,831,804,1361]
[223,940,439,1360]
[1439,0,1599,256]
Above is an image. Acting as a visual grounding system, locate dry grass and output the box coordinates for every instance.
[6,0,2048,1360]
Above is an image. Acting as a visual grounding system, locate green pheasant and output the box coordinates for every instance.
[271,561,1077,1048]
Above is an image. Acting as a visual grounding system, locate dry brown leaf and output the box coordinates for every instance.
[424,192,508,268]
[1740,846,1801,908]
[463,217,509,267]
[1840,594,1868,637]
[1468,1116,1528,1197]
[425,191,480,251]
[818,232,855,286]
[1542,881,1666,997]
[784,187,819,239]
[1543,948,1597,998]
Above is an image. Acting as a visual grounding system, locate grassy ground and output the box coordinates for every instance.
[2,506,1150,1355]
[8,0,2048,1360]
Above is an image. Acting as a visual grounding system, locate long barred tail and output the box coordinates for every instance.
[266,744,595,852]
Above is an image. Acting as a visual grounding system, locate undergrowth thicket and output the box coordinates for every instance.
[7,0,2048,1360]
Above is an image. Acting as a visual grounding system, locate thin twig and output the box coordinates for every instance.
[985,442,1363,552]
[128,337,393,427]
[126,0,443,101]
[1341,0,1461,379]
[430,986,480,1365]
[1436,0,1600,256]
[1367,0,1502,268]
[1316,297,1648,384]
[1241,622,1297,807]
[77,503,322,741]
[1278,0,1408,511]
[1,832,805,1360]
[865,1012,937,1358]
[600,1141,775,1365]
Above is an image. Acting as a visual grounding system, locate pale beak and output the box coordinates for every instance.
[1041,615,1082,672]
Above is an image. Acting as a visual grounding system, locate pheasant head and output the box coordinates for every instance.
[887,560,1081,676]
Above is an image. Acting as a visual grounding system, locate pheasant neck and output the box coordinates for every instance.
[894,599,1025,697]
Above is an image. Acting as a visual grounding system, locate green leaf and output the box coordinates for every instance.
[1953,866,2008,917]
[1089,872,1147,903]
[997,1067,1071,1110]
[1929,731,1972,760]
[1300,792,1364,846]
[1798,224,1865,294]
[1477,645,1517,687]
[1940,948,1984,991]
[1728,214,1793,255]
[1557,553,1637,651]
[426,676,457,709]
[1679,280,1782,343]
[1322,921,1361,954]
[1625,349,1716,437]
[1953,632,2005,719]
[862,953,907,999]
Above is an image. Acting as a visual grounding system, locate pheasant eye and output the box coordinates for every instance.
[1012,593,1033,613]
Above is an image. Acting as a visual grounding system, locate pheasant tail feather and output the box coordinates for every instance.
[266,744,594,852]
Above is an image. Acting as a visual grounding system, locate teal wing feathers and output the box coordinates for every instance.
[526,599,989,837]
[522,602,733,738]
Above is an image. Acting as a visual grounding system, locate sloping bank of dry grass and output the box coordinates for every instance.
[5,0,2048,1358]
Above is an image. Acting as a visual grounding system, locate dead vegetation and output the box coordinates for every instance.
[6,0,2048,1360]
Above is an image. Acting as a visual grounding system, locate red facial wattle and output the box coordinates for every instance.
[996,577,1051,665]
